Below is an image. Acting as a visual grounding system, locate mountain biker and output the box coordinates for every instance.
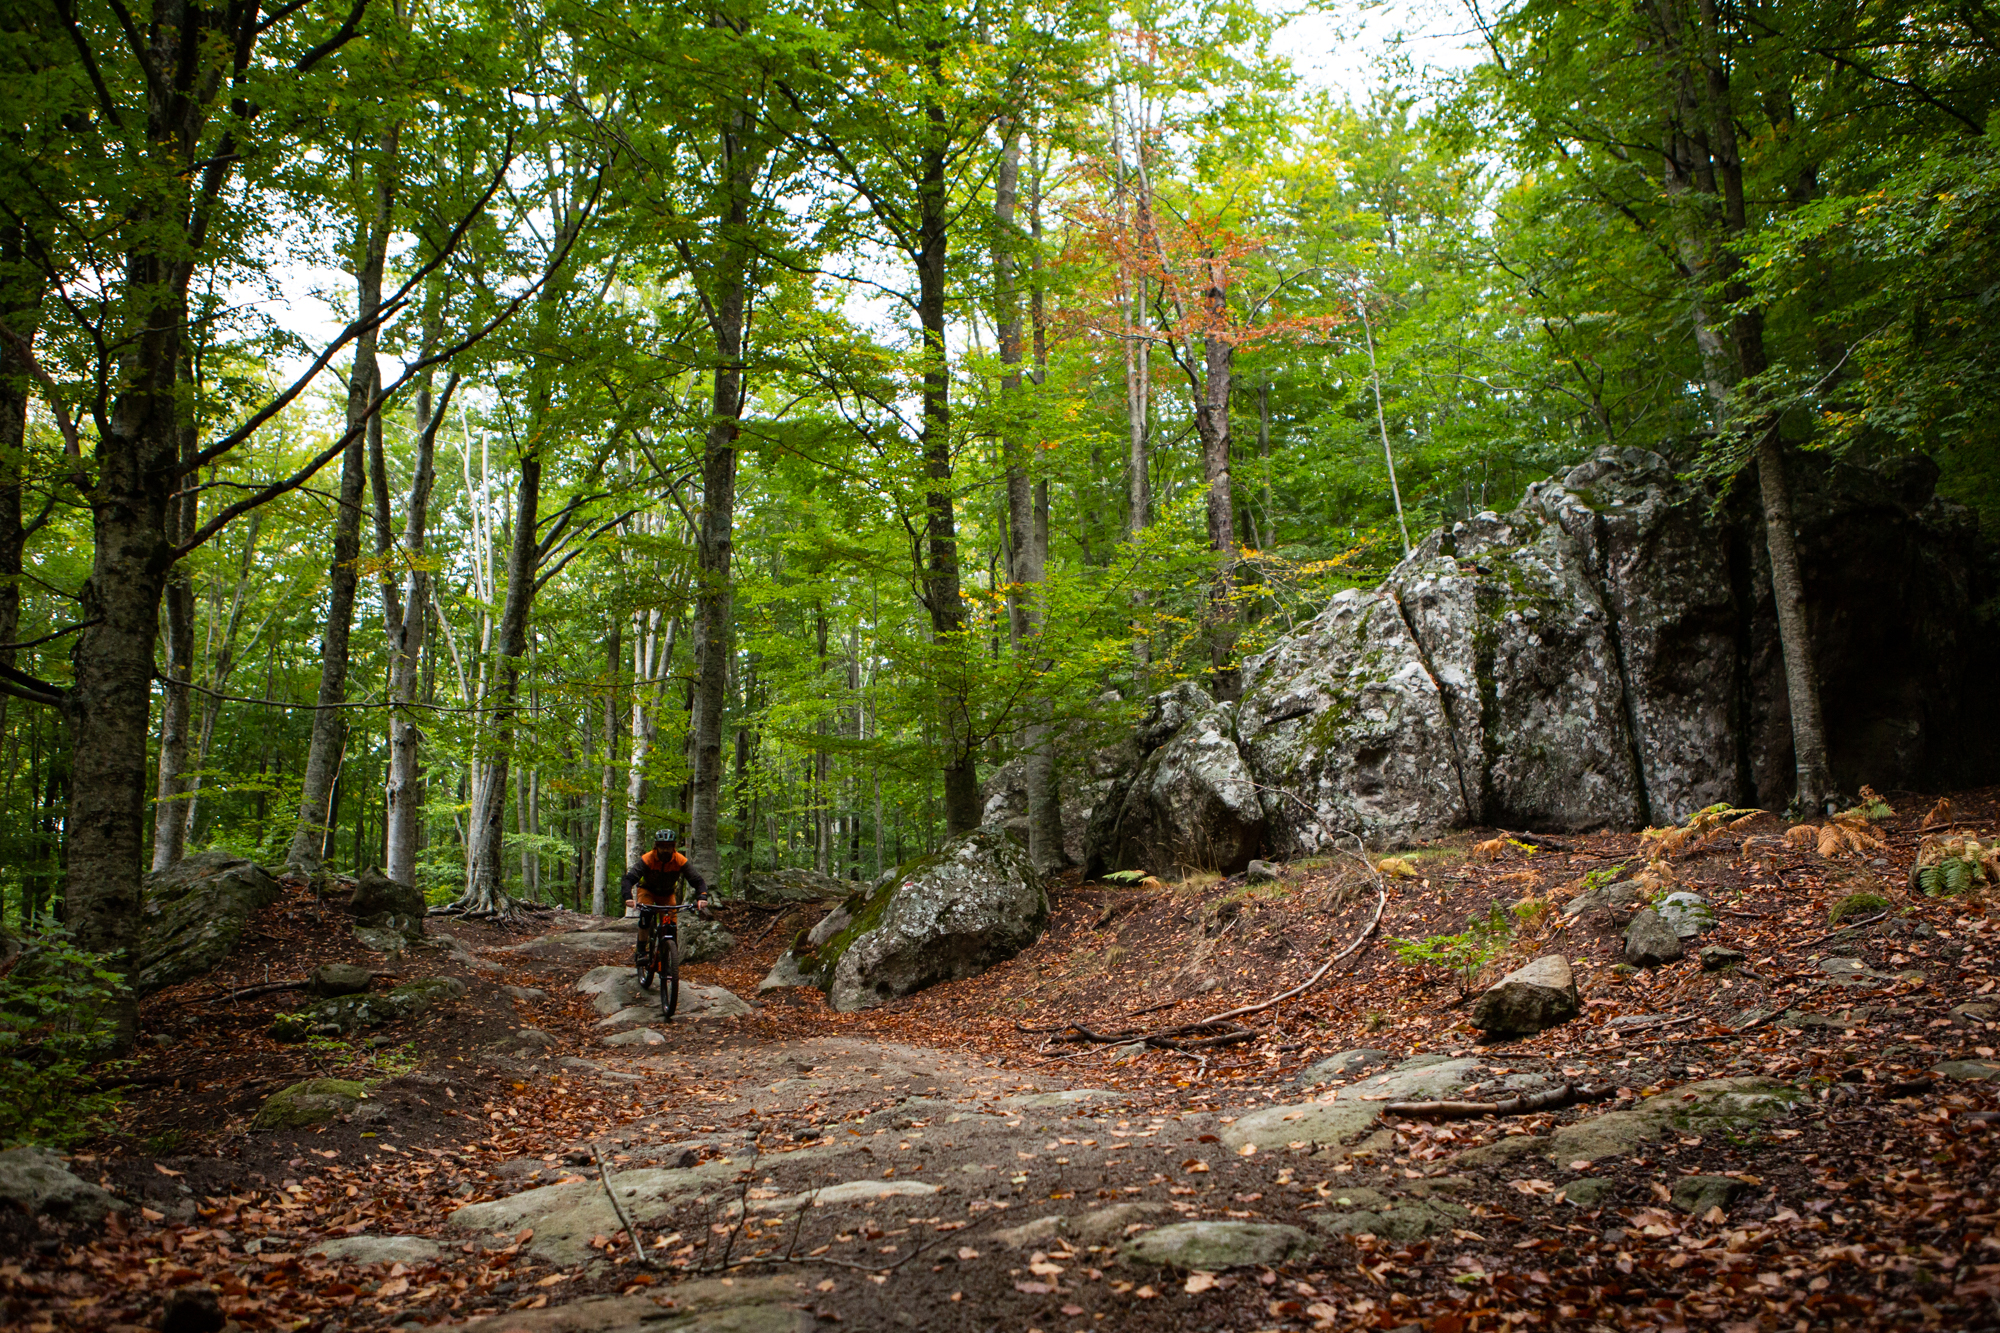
[621,828,711,986]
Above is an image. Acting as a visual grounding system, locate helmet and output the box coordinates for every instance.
[652,828,679,844]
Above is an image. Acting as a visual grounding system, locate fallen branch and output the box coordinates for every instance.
[203,978,313,1004]
[593,1142,654,1269]
[1382,1082,1614,1121]
[1801,912,1888,947]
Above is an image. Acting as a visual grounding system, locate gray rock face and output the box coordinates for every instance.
[1656,892,1716,938]
[309,963,374,997]
[1085,450,1997,866]
[1471,954,1581,1036]
[777,827,1047,1013]
[1671,1175,1746,1215]
[1295,1049,1393,1086]
[1546,1077,1798,1164]
[132,851,283,995]
[1225,1056,1481,1152]
[347,868,425,940]
[1624,909,1685,966]
[678,914,735,964]
[1245,859,1281,883]
[738,866,852,906]
[0,1147,129,1225]
[1121,1221,1310,1269]
[1700,945,1747,972]
[308,1235,442,1265]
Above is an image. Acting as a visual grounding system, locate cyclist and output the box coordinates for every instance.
[621,828,710,987]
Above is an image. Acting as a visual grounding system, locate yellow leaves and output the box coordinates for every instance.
[1641,804,1762,858]
[1375,856,1418,879]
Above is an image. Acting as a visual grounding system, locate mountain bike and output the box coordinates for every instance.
[635,903,680,1021]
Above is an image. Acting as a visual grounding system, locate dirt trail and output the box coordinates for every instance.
[8,794,2000,1332]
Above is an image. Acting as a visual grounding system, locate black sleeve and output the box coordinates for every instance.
[684,865,709,898]
[618,863,643,895]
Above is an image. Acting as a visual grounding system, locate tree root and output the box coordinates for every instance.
[1018,865,1390,1052]
[1382,1081,1615,1121]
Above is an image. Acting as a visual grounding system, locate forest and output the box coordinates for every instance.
[2,0,1997,977]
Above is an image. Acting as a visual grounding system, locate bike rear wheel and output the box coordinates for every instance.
[659,933,680,1021]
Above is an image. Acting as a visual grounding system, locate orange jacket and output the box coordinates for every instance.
[621,848,705,906]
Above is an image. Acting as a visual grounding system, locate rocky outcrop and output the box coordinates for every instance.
[1088,449,1996,868]
[132,852,283,996]
[737,866,852,907]
[769,827,1047,1012]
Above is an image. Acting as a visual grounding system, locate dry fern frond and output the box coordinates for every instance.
[1497,869,1545,888]
[1921,797,1953,831]
[1729,812,1760,831]
[1472,837,1508,861]
[1631,859,1677,895]
[1784,824,1819,850]
[1641,804,1763,858]
[1815,814,1886,859]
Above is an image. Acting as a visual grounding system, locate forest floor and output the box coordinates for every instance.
[7,789,2000,1333]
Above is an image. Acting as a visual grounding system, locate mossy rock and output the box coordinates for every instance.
[253,1078,378,1131]
[1829,892,1891,926]
[132,851,284,996]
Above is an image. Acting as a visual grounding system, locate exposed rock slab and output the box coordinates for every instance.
[1544,1077,1798,1164]
[450,1161,743,1263]
[1121,1221,1310,1269]
[1223,1056,1480,1152]
[456,1278,808,1333]
[308,1235,442,1265]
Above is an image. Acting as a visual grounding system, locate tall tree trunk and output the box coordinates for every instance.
[916,99,981,836]
[382,351,446,889]
[287,170,391,869]
[625,608,675,864]
[592,620,621,915]
[1193,260,1239,700]
[685,105,753,891]
[458,450,539,913]
[994,127,1064,872]
[177,511,260,841]
[0,222,42,833]
[149,371,197,870]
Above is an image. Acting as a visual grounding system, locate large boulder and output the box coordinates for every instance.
[1084,683,1268,876]
[0,1147,129,1226]
[132,851,283,996]
[1088,449,1996,861]
[777,827,1047,1012]
[346,867,425,941]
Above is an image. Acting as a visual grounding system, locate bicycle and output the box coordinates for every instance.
[634,903,681,1021]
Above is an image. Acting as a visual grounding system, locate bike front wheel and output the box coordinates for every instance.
[659,935,680,1021]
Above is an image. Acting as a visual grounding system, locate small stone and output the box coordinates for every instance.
[160,1286,225,1333]
[1244,859,1281,884]
[603,1028,666,1047]
[308,963,374,997]
[1623,910,1684,966]
[992,1214,1066,1247]
[1471,954,1581,1037]
[1699,945,1746,972]
[501,985,548,1003]
[0,1147,130,1226]
[1561,1178,1613,1208]
[1669,1175,1746,1215]
[252,1079,376,1131]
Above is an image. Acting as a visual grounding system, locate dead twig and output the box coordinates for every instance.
[1801,912,1888,947]
[203,978,315,1004]
[1383,1082,1614,1121]
[592,1142,655,1268]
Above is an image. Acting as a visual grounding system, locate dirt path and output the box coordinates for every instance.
[9,796,2000,1332]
